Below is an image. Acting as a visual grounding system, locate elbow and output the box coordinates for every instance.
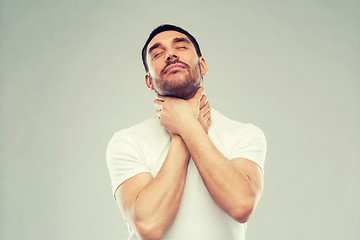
[230,205,254,223]
[229,197,256,223]
[135,220,165,240]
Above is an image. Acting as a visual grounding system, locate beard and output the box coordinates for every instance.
[149,59,202,100]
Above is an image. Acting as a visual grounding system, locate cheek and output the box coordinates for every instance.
[148,61,162,77]
[148,67,156,78]
[186,54,200,66]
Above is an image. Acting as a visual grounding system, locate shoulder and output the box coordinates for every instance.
[110,116,163,141]
[211,109,266,140]
[210,109,267,170]
[107,116,169,154]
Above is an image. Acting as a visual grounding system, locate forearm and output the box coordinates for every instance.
[133,135,189,239]
[180,121,256,222]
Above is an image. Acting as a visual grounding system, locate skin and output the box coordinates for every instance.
[115,31,263,240]
[145,31,206,100]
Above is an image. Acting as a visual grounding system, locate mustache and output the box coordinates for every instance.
[160,59,190,75]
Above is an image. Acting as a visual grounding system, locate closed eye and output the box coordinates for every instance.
[152,52,163,59]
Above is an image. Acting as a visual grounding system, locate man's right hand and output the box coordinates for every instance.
[167,94,211,136]
[154,88,212,136]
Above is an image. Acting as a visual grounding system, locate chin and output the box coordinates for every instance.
[164,83,199,99]
[152,72,201,99]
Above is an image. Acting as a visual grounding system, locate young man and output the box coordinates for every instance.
[107,24,267,240]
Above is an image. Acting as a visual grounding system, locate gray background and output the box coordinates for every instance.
[1,0,359,239]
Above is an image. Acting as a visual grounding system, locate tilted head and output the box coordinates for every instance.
[142,24,203,72]
[142,24,208,99]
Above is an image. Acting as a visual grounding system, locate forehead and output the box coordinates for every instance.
[148,31,192,51]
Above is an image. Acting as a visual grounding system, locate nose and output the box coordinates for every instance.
[166,52,179,62]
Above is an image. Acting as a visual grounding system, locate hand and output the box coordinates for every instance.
[198,94,212,134]
[167,94,212,136]
[154,87,204,135]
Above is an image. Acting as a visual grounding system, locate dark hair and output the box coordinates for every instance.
[141,24,202,72]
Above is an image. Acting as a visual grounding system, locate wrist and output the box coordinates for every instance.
[171,134,190,157]
[178,118,203,138]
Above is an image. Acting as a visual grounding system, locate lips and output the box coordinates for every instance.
[164,64,185,74]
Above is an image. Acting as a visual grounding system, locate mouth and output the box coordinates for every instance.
[164,64,185,74]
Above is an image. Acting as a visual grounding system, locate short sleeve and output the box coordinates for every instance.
[230,124,267,171]
[106,130,151,198]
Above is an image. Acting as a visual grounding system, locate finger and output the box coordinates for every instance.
[192,86,204,102]
[205,116,212,132]
[202,115,212,134]
[203,109,211,121]
[200,101,211,116]
[199,95,208,110]
[155,110,162,119]
[156,94,170,101]
[153,99,164,108]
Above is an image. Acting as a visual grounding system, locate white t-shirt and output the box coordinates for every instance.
[106,109,266,240]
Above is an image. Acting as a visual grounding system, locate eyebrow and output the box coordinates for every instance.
[148,37,191,55]
[173,37,191,44]
[148,42,161,55]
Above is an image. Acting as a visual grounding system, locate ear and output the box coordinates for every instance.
[145,73,154,90]
[199,56,208,76]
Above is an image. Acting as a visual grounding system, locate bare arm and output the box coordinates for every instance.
[154,87,264,223]
[115,135,189,240]
[115,96,211,240]
[179,120,263,223]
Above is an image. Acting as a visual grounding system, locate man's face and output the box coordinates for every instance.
[145,31,207,99]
